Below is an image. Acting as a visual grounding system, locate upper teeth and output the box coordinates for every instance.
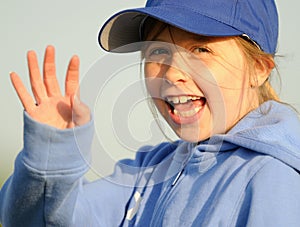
[166,96,200,104]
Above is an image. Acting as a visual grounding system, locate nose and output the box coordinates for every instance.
[163,54,190,85]
[164,66,188,85]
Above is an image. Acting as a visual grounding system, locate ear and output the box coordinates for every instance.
[252,57,275,87]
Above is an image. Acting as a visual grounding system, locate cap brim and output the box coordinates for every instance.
[98,6,243,53]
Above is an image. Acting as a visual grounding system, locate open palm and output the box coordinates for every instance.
[10,45,90,129]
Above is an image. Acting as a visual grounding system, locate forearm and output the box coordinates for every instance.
[0,112,94,226]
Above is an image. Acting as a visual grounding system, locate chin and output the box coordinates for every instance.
[173,125,212,143]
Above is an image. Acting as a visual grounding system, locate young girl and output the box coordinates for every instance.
[1,0,300,226]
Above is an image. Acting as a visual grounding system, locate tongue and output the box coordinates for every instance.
[173,100,204,111]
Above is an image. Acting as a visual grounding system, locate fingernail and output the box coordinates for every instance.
[9,72,15,77]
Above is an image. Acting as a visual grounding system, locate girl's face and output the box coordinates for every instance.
[143,26,259,142]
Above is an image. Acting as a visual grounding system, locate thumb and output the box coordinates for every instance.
[71,94,91,126]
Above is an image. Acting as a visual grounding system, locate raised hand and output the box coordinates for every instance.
[10,45,90,129]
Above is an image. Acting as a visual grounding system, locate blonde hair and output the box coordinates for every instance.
[234,36,280,104]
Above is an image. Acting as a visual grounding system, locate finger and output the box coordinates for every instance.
[65,55,80,97]
[70,94,90,127]
[10,72,36,113]
[43,45,62,97]
[27,50,47,104]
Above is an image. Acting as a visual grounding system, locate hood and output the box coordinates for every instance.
[223,101,300,171]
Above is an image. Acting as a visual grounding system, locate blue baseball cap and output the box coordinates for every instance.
[98,0,278,54]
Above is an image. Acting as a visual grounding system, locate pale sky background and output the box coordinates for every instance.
[0,1,299,185]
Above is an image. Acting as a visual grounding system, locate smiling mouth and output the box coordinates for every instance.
[165,95,207,118]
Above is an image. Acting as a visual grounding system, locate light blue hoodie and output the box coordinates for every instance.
[1,101,300,227]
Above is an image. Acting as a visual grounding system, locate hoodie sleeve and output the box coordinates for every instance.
[242,158,300,227]
[0,112,94,226]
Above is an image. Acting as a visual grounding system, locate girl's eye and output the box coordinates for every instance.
[150,48,170,56]
[144,47,171,61]
[192,47,210,54]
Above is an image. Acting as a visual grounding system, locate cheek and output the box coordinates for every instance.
[214,83,255,132]
[144,62,163,78]
[206,49,249,88]
[205,66,252,117]
[144,63,164,99]
[152,98,166,113]
[201,71,251,133]
[145,77,162,100]
[212,67,249,90]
